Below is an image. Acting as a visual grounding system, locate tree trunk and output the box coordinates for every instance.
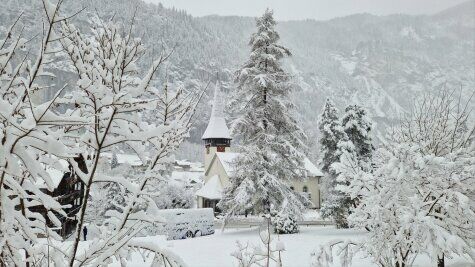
[266,213,271,267]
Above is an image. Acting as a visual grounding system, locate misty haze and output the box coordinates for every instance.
[0,0,473,267]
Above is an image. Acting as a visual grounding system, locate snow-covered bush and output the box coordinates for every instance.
[154,181,194,209]
[273,212,299,234]
[313,89,475,267]
[231,220,286,267]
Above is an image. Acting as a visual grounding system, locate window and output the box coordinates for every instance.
[303,186,308,193]
[290,186,294,190]
[206,146,210,154]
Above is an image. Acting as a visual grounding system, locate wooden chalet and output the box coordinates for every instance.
[28,155,87,238]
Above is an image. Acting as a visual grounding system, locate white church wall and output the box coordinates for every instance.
[204,156,231,187]
[290,176,321,209]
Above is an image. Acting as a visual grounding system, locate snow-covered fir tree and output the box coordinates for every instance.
[318,99,344,178]
[111,152,119,169]
[219,9,307,219]
[322,104,374,228]
[318,99,353,228]
[341,105,373,162]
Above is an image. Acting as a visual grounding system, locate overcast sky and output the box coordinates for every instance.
[142,0,467,21]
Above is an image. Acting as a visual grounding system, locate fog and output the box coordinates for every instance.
[143,0,468,20]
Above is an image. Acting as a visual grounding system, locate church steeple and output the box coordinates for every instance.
[202,81,231,140]
[202,81,232,169]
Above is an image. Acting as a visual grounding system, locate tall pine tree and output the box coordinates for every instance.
[318,99,353,228]
[341,105,373,163]
[219,9,307,218]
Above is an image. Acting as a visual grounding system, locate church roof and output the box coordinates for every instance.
[209,152,323,178]
[216,152,240,177]
[201,82,232,140]
[195,175,223,199]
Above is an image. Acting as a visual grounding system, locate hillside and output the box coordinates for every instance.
[1,0,473,160]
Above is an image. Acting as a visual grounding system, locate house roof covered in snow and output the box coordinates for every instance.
[206,152,323,178]
[303,157,323,177]
[170,171,203,185]
[102,152,145,167]
[36,159,70,189]
[195,175,223,199]
[201,82,232,140]
[215,152,240,177]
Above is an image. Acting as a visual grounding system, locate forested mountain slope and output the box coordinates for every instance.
[2,0,473,159]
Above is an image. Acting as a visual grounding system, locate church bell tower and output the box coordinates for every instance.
[202,81,232,170]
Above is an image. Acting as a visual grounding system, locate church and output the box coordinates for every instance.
[196,82,323,212]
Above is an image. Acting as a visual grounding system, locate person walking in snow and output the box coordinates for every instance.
[83,225,88,241]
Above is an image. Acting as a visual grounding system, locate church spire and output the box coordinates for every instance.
[202,81,232,140]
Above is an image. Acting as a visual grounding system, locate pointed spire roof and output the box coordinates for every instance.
[202,81,232,140]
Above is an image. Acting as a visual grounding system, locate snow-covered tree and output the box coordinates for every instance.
[341,104,373,162]
[219,9,307,219]
[318,99,345,174]
[321,104,373,228]
[313,89,475,267]
[57,14,202,265]
[111,152,119,169]
[0,1,201,264]
[318,99,353,228]
[153,181,194,209]
[0,2,85,265]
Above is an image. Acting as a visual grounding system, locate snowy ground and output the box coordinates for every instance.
[101,226,473,267]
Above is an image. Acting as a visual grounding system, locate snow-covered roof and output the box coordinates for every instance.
[216,152,240,176]
[170,171,203,184]
[201,82,232,140]
[214,152,323,177]
[174,160,204,172]
[303,157,323,177]
[195,175,223,199]
[102,152,144,166]
[36,159,70,189]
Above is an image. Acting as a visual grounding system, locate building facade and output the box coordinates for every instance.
[196,82,323,212]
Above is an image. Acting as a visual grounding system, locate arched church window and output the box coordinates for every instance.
[303,186,308,193]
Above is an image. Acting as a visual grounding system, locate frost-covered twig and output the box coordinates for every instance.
[311,239,360,267]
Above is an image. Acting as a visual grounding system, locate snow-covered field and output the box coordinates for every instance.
[103,226,473,267]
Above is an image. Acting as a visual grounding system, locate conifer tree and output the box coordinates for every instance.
[318,99,353,228]
[219,9,307,219]
[341,105,373,163]
[111,152,119,169]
